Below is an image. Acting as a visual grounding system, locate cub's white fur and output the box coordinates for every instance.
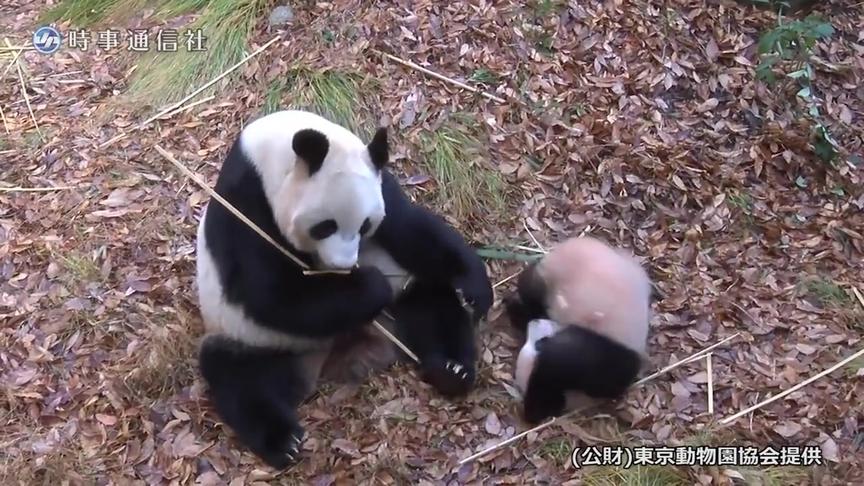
[514,318,561,393]
[515,319,595,411]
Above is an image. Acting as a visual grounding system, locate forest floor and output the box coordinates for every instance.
[1,0,863,484]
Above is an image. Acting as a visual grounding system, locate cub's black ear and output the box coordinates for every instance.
[367,127,388,171]
[293,128,329,176]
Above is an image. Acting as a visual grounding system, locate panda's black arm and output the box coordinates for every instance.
[374,171,493,314]
[229,265,394,339]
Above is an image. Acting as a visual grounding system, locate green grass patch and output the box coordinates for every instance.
[804,278,850,307]
[40,0,125,26]
[727,190,755,229]
[40,0,207,28]
[534,33,555,54]
[24,129,45,149]
[727,191,753,214]
[476,247,542,263]
[127,0,269,108]
[418,120,505,221]
[845,355,864,378]
[286,70,375,140]
[531,0,565,18]
[526,0,564,54]
[582,465,688,486]
[739,465,812,485]
[45,0,269,108]
[55,251,101,284]
[537,437,572,464]
[262,78,292,115]
[470,68,499,85]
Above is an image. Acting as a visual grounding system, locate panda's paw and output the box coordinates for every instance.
[423,359,475,398]
[260,424,305,470]
[445,361,469,380]
[281,431,304,464]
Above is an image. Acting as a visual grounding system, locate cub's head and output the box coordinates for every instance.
[241,110,390,270]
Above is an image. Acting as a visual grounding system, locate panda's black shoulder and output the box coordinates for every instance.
[203,138,307,301]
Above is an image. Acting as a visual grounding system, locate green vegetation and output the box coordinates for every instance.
[43,0,269,108]
[582,464,688,486]
[475,247,543,263]
[738,465,812,485]
[287,70,375,139]
[470,68,499,85]
[804,278,850,307]
[418,120,505,221]
[129,0,269,107]
[845,355,864,378]
[55,251,101,284]
[40,0,128,26]
[525,0,565,55]
[756,14,838,163]
[262,78,291,115]
[537,437,573,463]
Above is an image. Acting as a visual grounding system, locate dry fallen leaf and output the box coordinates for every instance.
[2,1,863,483]
[796,344,817,355]
[688,371,710,384]
[773,422,802,438]
[484,412,502,436]
[821,437,840,462]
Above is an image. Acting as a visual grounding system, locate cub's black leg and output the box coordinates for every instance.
[390,280,478,397]
[199,335,321,469]
[522,370,567,424]
[504,261,548,335]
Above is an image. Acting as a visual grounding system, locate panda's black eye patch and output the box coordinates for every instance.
[309,219,338,240]
[359,218,372,236]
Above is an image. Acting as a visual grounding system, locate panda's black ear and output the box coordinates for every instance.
[367,127,388,171]
[293,128,329,176]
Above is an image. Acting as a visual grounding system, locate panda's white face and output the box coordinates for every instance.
[276,167,385,269]
[239,110,390,270]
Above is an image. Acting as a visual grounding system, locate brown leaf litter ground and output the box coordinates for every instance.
[1,0,863,484]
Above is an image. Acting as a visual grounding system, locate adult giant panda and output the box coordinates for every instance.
[196,110,492,468]
[504,236,651,424]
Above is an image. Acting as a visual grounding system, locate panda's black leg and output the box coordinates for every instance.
[389,281,477,397]
[437,303,478,396]
[503,294,531,335]
[522,371,566,424]
[391,304,467,396]
[505,262,548,335]
[199,335,318,469]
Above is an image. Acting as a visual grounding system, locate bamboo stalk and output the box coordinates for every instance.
[154,145,420,364]
[370,49,507,104]
[458,333,741,465]
[0,185,74,192]
[141,36,281,127]
[706,352,715,415]
[719,347,864,425]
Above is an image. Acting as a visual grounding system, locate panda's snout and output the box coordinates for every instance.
[318,236,360,270]
[321,252,358,270]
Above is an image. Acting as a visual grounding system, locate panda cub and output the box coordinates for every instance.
[196,110,492,468]
[504,236,651,424]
